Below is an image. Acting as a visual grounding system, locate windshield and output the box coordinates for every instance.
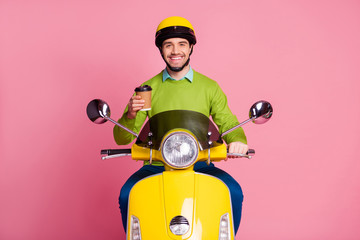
[136,110,222,150]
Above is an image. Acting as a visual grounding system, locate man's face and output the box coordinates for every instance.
[161,38,193,71]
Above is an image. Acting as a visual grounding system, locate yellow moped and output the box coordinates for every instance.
[87,100,272,240]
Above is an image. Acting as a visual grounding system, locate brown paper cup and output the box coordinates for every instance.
[135,85,152,111]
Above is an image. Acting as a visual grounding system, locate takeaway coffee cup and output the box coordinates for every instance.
[135,85,152,111]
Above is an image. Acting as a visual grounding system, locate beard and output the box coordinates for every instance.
[164,56,191,72]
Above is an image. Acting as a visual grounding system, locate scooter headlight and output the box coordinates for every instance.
[161,132,198,169]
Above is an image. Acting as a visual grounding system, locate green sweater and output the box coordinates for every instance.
[113,70,247,145]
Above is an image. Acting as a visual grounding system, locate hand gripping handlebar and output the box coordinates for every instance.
[227,149,255,159]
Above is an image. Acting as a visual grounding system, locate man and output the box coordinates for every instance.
[114,16,249,235]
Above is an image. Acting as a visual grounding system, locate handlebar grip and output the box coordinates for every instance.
[101,149,131,155]
[247,149,255,155]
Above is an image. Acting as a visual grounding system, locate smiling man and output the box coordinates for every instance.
[114,16,248,235]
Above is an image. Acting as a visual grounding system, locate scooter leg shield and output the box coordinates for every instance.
[127,171,234,240]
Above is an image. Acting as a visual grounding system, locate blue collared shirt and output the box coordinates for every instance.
[162,66,194,82]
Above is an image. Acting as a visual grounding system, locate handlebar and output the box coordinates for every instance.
[100,148,255,160]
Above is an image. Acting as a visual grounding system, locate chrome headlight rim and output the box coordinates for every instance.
[161,131,199,169]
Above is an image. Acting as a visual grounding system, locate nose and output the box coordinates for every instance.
[171,45,180,55]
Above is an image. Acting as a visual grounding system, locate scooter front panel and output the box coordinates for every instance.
[127,171,234,240]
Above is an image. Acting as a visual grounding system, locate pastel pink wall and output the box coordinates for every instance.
[1,0,359,239]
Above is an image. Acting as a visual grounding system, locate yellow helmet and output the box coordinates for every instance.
[155,16,197,48]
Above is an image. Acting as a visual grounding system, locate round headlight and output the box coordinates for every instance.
[161,132,198,168]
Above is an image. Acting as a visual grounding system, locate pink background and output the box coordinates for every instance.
[1,0,360,239]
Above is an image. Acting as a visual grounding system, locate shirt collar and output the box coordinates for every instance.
[162,66,193,82]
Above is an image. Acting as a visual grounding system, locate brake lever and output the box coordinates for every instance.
[101,153,132,160]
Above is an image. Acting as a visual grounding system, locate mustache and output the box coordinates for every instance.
[168,54,185,57]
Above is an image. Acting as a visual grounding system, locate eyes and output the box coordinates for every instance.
[163,42,189,49]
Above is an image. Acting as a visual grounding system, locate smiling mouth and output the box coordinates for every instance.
[168,56,184,65]
[169,55,184,60]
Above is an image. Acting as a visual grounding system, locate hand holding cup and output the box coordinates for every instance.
[127,95,145,119]
[127,85,152,119]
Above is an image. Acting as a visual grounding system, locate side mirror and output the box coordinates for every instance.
[221,100,273,137]
[249,100,273,124]
[86,99,138,138]
[86,99,111,124]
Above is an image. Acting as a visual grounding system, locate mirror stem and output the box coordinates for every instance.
[221,117,255,138]
[105,116,139,138]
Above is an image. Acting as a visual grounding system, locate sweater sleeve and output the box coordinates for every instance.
[210,83,247,145]
[113,105,148,145]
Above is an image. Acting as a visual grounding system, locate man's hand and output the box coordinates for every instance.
[227,142,249,159]
[126,95,145,119]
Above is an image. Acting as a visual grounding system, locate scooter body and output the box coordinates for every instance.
[86,99,273,240]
